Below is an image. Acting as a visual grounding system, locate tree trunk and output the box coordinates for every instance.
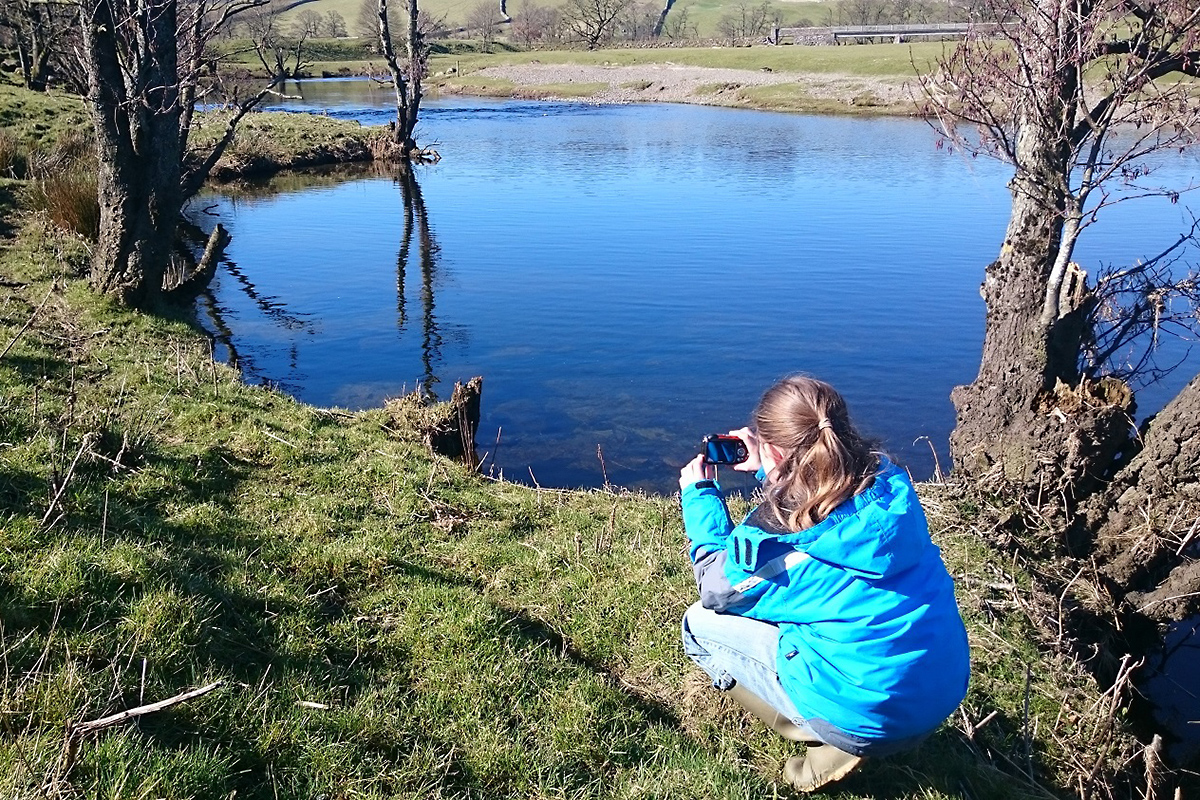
[81,0,183,308]
[402,0,422,147]
[1083,373,1200,623]
[949,96,1134,503]
[377,0,421,154]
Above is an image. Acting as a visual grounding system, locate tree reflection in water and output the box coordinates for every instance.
[394,162,444,398]
[195,222,315,396]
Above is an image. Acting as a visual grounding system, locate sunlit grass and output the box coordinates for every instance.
[271,0,834,38]
[439,41,945,77]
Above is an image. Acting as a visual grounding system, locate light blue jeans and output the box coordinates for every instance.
[681,601,819,740]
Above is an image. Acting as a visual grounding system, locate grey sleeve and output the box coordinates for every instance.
[692,548,748,613]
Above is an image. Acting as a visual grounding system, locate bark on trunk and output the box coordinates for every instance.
[1084,373,1200,623]
[82,0,183,308]
[377,0,422,155]
[949,110,1133,502]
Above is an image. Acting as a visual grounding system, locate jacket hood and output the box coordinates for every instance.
[754,463,930,580]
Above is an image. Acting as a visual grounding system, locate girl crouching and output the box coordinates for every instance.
[679,375,970,791]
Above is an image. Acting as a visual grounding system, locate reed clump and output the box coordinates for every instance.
[0,130,28,179]
[24,171,100,240]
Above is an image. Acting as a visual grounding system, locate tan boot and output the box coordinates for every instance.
[725,684,818,743]
[783,744,863,792]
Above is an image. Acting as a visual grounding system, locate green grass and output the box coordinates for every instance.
[0,84,89,151]
[733,83,910,115]
[272,0,833,38]
[675,0,831,38]
[437,77,611,99]
[432,41,945,78]
[0,224,1145,800]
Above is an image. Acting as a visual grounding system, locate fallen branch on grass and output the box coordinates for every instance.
[0,283,56,360]
[48,680,224,792]
[69,680,224,736]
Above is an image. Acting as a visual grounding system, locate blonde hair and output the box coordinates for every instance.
[753,375,881,532]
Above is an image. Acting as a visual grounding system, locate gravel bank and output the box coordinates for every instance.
[464,62,918,113]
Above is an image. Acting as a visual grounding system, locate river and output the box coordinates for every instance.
[195,79,1199,495]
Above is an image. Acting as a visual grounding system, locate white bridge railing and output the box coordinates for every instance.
[771,22,1013,44]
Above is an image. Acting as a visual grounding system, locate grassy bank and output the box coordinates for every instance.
[0,198,1148,797]
[208,39,935,115]
[0,82,377,187]
[430,41,945,78]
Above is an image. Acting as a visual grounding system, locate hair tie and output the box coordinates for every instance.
[817,418,833,432]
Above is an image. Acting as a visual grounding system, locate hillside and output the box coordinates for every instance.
[273,0,834,41]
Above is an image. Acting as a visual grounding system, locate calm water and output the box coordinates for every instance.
[195,80,1199,494]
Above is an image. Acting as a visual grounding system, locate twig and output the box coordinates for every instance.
[1,284,55,360]
[1175,515,1200,556]
[1135,591,1200,614]
[913,435,945,481]
[597,444,609,488]
[48,679,223,792]
[41,433,98,528]
[70,680,224,736]
[263,430,297,448]
[1023,664,1034,779]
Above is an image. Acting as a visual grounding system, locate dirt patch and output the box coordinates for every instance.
[454,63,919,115]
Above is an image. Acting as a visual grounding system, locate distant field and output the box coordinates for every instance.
[432,41,946,78]
[277,0,835,39]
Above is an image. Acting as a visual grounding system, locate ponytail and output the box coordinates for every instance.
[753,376,881,532]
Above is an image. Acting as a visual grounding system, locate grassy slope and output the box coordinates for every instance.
[433,40,945,75]
[216,35,945,79]
[275,0,834,38]
[0,85,91,149]
[0,84,1142,798]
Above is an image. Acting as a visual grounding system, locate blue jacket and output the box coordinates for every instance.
[682,461,969,751]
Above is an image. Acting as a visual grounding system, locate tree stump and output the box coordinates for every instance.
[426,376,482,468]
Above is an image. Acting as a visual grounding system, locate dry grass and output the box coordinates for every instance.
[0,130,27,179]
[919,482,1155,800]
[24,172,100,240]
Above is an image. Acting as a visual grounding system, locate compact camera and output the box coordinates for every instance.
[701,434,749,465]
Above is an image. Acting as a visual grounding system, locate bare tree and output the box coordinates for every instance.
[921,0,1200,501]
[377,0,426,155]
[0,0,78,91]
[658,0,696,39]
[293,8,324,38]
[357,0,380,36]
[717,0,772,39]
[466,1,505,45]
[244,2,314,79]
[561,0,631,48]
[618,1,659,40]
[510,1,559,45]
[837,0,889,24]
[79,0,276,308]
[324,9,348,36]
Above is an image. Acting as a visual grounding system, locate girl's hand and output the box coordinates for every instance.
[728,427,762,473]
[679,453,715,491]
